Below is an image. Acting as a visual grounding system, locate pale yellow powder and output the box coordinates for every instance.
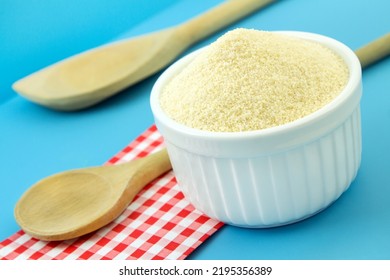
[160,29,349,132]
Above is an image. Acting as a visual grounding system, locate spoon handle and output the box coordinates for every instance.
[355,33,390,68]
[124,148,172,197]
[178,0,276,44]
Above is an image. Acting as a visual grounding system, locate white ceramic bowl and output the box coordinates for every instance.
[150,31,362,227]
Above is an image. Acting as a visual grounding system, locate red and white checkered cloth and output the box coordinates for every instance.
[0,125,223,260]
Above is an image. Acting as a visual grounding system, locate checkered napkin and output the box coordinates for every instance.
[0,125,223,260]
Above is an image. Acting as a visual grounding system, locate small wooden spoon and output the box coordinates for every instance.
[14,149,171,241]
[12,0,276,111]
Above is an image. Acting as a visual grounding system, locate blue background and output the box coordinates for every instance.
[1,0,389,259]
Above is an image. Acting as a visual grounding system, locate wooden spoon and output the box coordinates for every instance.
[14,148,171,241]
[12,0,276,111]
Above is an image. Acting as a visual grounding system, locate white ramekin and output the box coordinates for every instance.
[150,31,362,227]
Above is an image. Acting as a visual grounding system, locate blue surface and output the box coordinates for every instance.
[1,0,389,259]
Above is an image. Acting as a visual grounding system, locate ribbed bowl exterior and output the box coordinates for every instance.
[151,31,363,227]
[164,107,361,227]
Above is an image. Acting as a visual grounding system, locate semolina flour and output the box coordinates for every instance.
[160,28,349,132]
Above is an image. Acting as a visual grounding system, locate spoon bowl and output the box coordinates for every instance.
[15,149,171,241]
[12,28,187,110]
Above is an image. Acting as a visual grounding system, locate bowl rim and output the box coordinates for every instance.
[150,30,362,142]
